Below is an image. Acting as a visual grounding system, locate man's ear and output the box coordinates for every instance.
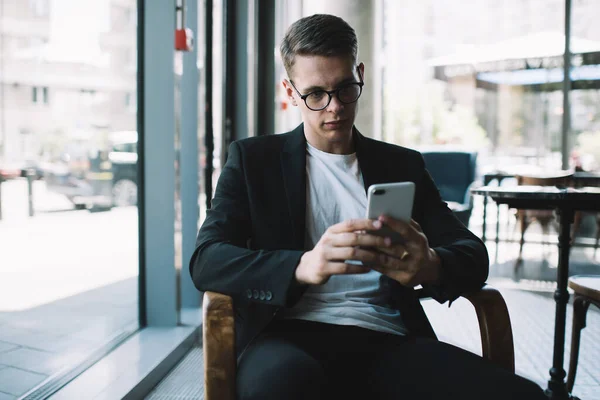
[358,62,365,80]
[282,80,298,106]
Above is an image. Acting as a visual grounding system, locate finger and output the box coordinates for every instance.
[329,231,391,248]
[410,219,423,232]
[374,250,412,270]
[376,244,409,258]
[370,265,418,287]
[327,246,384,265]
[370,264,399,275]
[327,262,371,275]
[378,215,422,246]
[370,264,405,278]
[378,215,411,235]
[330,218,382,234]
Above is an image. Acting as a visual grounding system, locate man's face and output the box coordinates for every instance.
[283,55,364,154]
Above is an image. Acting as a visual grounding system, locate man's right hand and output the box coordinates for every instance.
[294,219,392,285]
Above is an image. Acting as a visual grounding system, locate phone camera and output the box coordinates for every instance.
[373,189,386,195]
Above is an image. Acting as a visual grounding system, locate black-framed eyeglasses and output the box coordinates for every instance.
[289,67,364,111]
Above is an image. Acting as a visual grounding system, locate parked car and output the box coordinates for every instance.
[108,131,138,207]
[19,160,45,180]
[44,131,138,209]
[0,163,22,181]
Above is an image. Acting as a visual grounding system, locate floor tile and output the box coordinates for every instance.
[571,385,600,400]
[0,367,46,397]
[0,342,17,354]
[0,392,17,400]
[0,348,63,375]
[0,329,64,352]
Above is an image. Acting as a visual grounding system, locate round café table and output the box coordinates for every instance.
[471,185,600,400]
[479,170,600,243]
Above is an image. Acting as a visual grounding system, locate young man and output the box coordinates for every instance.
[191,14,546,400]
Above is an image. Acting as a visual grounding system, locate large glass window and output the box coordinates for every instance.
[378,0,600,242]
[380,0,600,170]
[571,0,600,173]
[0,0,139,397]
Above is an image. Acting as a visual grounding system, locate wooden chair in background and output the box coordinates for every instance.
[571,175,600,254]
[572,213,600,254]
[567,275,600,392]
[514,172,574,259]
[202,285,515,400]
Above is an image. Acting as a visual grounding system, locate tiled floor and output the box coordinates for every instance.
[423,288,600,400]
[0,278,138,398]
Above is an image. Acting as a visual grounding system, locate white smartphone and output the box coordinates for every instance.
[366,182,415,244]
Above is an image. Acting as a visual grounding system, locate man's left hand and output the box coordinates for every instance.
[369,215,441,287]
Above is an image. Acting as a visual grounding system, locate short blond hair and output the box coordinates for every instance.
[280,14,358,78]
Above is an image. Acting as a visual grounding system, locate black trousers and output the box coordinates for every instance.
[237,319,547,400]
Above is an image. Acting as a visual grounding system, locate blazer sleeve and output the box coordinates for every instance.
[416,158,489,304]
[189,142,305,308]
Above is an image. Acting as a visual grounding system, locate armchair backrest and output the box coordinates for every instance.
[516,172,573,187]
[421,151,478,204]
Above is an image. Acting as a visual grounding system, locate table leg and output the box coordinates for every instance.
[545,208,575,400]
[482,195,488,242]
[495,203,501,245]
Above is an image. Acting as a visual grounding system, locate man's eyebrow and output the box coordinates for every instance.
[302,76,356,93]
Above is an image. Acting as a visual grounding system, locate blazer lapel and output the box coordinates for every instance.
[354,128,413,192]
[281,124,307,250]
[354,128,388,193]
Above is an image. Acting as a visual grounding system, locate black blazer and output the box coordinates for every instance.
[190,124,489,356]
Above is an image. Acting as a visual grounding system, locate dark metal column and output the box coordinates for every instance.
[255,0,275,136]
[221,0,235,166]
[204,0,214,209]
[561,0,572,170]
[137,0,147,326]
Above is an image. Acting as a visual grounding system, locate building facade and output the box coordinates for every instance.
[0,0,137,164]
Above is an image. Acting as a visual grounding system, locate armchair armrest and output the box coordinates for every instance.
[202,286,515,400]
[463,180,478,207]
[463,285,515,373]
[203,291,236,400]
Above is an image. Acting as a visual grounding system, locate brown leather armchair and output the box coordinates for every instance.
[202,285,514,400]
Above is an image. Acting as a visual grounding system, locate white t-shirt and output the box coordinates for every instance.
[280,142,408,336]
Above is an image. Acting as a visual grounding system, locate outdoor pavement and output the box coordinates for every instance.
[0,279,137,399]
[0,179,139,399]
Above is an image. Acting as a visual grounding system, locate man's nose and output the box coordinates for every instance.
[326,94,344,113]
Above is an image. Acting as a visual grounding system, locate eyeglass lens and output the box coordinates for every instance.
[305,83,362,110]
